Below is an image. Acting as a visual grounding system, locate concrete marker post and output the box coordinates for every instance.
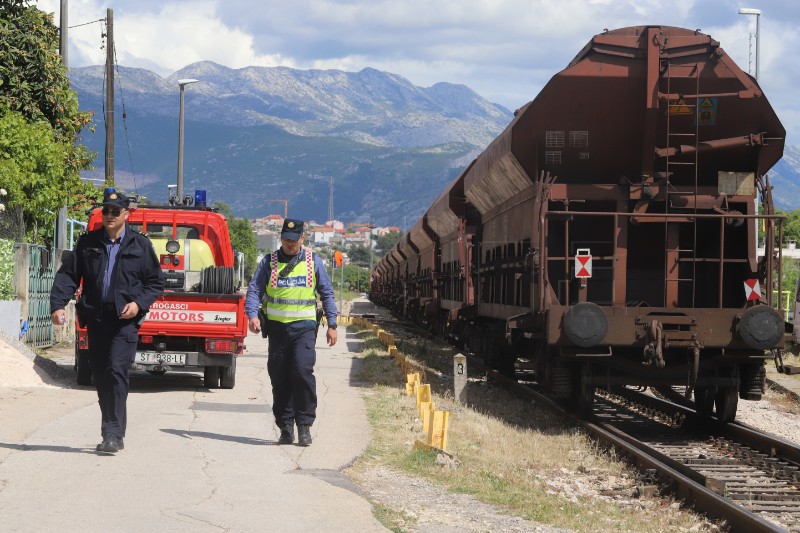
[453,353,468,404]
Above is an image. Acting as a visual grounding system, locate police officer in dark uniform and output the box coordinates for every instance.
[50,189,164,454]
[245,218,338,446]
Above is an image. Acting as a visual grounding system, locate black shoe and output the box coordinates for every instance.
[97,435,124,454]
[278,425,295,445]
[297,425,312,446]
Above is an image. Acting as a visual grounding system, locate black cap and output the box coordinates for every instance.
[101,190,130,209]
[281,218,304,240]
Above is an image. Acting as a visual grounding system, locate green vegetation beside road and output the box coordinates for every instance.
[0,0,97,244]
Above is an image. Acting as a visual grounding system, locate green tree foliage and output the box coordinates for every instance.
[328,264,370,294]
[784,210,800,244]
[213,202,257,281]
[347,245,371,266]
[374,230,401,254]
[0,1,95,243]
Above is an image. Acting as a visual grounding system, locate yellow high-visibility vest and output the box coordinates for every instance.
[262,249,316,323]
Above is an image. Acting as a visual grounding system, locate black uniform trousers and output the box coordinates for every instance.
[86,307,139,438]
[266,322,317,428]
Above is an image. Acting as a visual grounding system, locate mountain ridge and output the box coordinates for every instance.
[69,62,800,226]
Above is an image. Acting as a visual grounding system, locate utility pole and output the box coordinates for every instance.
[368,217,373,292]
[328,176,334,224]
[104,8,114,187]
[55,0,68,249]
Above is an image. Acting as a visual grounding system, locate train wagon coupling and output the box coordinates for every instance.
[370,24,789,424]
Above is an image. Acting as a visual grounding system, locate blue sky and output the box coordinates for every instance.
[35,0,800,145]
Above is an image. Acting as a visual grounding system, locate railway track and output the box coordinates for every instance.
[594,388,800,532]
[353,306,800,532]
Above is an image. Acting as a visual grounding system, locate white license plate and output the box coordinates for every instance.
[136,352,186,366]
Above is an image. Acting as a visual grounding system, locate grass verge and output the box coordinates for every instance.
[345,325,721,532]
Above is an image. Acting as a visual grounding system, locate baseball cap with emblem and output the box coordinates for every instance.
[281,218,304,240]
[100,188,130,209]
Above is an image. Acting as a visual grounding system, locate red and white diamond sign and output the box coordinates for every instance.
[743,278,761,301]
[575,248,592,278]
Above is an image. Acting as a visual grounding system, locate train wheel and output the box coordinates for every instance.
[482,329,515,378]
[577,364,595,419]
[715,386,739,423]
[694,387,715,417]
[714,366,739,423]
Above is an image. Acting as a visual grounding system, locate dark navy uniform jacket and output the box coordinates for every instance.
[50,225,165,324]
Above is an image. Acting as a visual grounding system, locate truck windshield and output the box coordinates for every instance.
[129,224,200,240]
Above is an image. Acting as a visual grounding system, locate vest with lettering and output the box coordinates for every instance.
[262,249,317,323]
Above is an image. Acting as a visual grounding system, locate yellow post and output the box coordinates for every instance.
[387,333,395,347]
[421,401,435,433]
[405,371,420,395]
[416,383,431,412]
[427,410,450,450]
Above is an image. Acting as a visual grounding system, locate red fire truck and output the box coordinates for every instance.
[74,194,247,388]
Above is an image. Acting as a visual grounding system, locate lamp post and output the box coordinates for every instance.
[738,8,761,80]
[738,8,762,257]
[176,78,199,202]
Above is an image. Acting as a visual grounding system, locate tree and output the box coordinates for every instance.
[0,1,96,243]
[375,230,401,254]
[348,245,371,266]
[213,202,258,281]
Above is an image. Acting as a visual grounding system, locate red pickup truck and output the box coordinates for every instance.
[74,203,247,388]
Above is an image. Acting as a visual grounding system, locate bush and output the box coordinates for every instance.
[0,239,15,300]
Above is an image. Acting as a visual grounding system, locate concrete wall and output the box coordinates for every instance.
[0,300,22,339]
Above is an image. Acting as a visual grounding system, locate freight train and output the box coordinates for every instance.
[370,25,788,422]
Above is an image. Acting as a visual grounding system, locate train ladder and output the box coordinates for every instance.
[663,61,701,308]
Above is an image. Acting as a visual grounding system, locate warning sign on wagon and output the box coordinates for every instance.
[743,278,761,301]
[575,248,592,278]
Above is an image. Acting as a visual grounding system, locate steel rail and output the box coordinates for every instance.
[358,309,793,531]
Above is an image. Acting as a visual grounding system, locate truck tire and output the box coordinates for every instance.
[203,366,220,388]
[219,357,237,389]
[75,348,93,386]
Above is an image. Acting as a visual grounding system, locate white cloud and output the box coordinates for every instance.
[31,0,800,144]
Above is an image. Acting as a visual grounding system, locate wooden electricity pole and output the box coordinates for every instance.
[104,8,114,186]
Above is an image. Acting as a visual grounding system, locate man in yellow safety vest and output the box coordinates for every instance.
[245,218,338,446]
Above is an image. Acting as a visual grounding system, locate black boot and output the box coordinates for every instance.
[96,435,124,454]
[278,425,295,445]
[297,425,312,446]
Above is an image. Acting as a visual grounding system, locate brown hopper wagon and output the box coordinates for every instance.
[372,25,787,422]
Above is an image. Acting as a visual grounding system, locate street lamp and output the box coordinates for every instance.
[738,8,761,80]
[176,78,199,203]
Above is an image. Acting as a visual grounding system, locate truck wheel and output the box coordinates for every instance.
[204,366,220,388]
[75,348,93,386]
[219,357,237,389]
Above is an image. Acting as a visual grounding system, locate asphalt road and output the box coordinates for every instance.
[0,330,386,532]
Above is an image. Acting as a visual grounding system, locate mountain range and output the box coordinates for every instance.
[70,61,511,226]
[69,62,800,228]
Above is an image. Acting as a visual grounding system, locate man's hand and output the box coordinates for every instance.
[51,310,66,326]
[326,326,338,347]
[248,316,261,334]
[120,301,140,319]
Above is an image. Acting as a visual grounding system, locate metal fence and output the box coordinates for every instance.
[24,245,55,348]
